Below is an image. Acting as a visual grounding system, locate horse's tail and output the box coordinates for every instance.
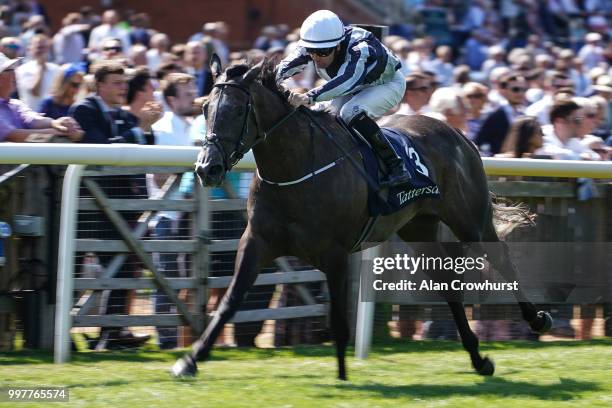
[490,192,536,239]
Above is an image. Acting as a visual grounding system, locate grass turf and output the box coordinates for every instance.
[0,339,611,408]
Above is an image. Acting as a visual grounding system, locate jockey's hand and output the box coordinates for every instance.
[288,92,313,108]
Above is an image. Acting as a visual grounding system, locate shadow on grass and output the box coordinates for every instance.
[1,338,610,366]
[326,377,602,401]
[0,349,176,365]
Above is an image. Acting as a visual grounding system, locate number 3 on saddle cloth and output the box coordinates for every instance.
[353,127,441,216]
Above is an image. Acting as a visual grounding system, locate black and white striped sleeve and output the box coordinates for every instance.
[275,47,311,82]
[306,42,370,102]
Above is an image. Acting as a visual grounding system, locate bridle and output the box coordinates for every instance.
[204,81,255,170]
[203,80,299,172]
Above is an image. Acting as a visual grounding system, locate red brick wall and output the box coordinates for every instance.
[39,0,378,50]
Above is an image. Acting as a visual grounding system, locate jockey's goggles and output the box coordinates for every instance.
[306,47,335,57]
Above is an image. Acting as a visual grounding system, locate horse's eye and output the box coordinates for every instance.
[235,107,245,116]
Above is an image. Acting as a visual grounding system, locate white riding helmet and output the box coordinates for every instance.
[298,10,345,49]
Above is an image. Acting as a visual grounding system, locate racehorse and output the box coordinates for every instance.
[172,59,553,380]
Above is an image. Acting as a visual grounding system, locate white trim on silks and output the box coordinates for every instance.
[256,161,338,187]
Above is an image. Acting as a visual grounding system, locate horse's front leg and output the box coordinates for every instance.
[172,226,275,377]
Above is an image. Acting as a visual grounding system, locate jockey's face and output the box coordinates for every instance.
[307,46,336,69]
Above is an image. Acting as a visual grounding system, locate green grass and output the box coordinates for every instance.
[1,339,611,408]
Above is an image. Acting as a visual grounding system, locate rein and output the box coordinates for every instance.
[206,81,376,190]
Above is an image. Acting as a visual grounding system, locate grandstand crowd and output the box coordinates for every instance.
[0,1,609,162]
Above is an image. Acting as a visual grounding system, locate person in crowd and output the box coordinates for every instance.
[577,32,604,70]
[99,37,126,62]
[189,21,230,66]
[146,33,170,73]
[525,71,573,125]
[462,82,490,142]
[53,12,89,64]
[123,66,162,145]
[589,94,610,140]
[424,45,454,87]
[15,33,59,111]
[276,9,410,186]
[128,12,151,47]
[475,72,528,155]
[573,96,609,160]
[536,99,601,160]
[39,63,84,119]
[19,14,48,50]
[183,40,213,97]
[128,44,148,67]
[486,66,511,107]
[253,25,282,52]
[71,61,156,145]
[397,71,433,115]
[426,86,467,132]
[452,65,471,88]
[0,36,21,59]
[69,61,152,350]
[0,52,81,142]
[497,116,543,158]
[88,9,131,53]
[150,73,197,349]
[405,37,434,72]
[481,45,507,79]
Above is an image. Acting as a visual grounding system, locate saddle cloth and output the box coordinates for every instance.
[354,127,440,216]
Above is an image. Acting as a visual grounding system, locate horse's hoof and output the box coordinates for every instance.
[171,356,198,378]
[475,357,495,376]
[530,311,553,334]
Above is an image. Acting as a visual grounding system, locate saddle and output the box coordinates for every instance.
[337,117,440,216]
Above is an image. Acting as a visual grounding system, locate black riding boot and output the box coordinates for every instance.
[349,112,411,187]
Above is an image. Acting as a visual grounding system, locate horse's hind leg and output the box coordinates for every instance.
[479,221,553,333]
[172,227,275,377]
[397,217,493,376]
[317,248,350,380]
[442,200,552,335]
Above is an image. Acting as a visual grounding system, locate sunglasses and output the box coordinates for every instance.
[306,47,335,57]
[103,46,122,52]
[408,86,430,92]
[570,116,584,125]
[466,93,485,99]
[69,82,81,88]
[509,86,527,93]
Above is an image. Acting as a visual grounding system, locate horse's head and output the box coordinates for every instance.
[195,58,264,187]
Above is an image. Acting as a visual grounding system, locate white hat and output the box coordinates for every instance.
[592,75,612,93]
[298,10,345,49]
[585,32,602,43]
[0,52,21,74]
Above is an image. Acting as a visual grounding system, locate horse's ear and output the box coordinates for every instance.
[210,53,222,80]
[242,61,264,85]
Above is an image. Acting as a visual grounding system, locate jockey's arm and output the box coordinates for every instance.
[306,42,369,103]
[275,47,311,83]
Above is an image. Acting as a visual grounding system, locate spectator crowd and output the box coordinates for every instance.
[0,0,610,348]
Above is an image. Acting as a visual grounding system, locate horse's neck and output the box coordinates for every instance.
[252,100,316,183]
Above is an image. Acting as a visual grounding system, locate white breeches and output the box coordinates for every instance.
[326,70,406,123]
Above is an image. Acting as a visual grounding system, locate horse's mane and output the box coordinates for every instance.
[223,59,332,119]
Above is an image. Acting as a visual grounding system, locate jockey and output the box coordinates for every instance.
[276,10,410,187]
